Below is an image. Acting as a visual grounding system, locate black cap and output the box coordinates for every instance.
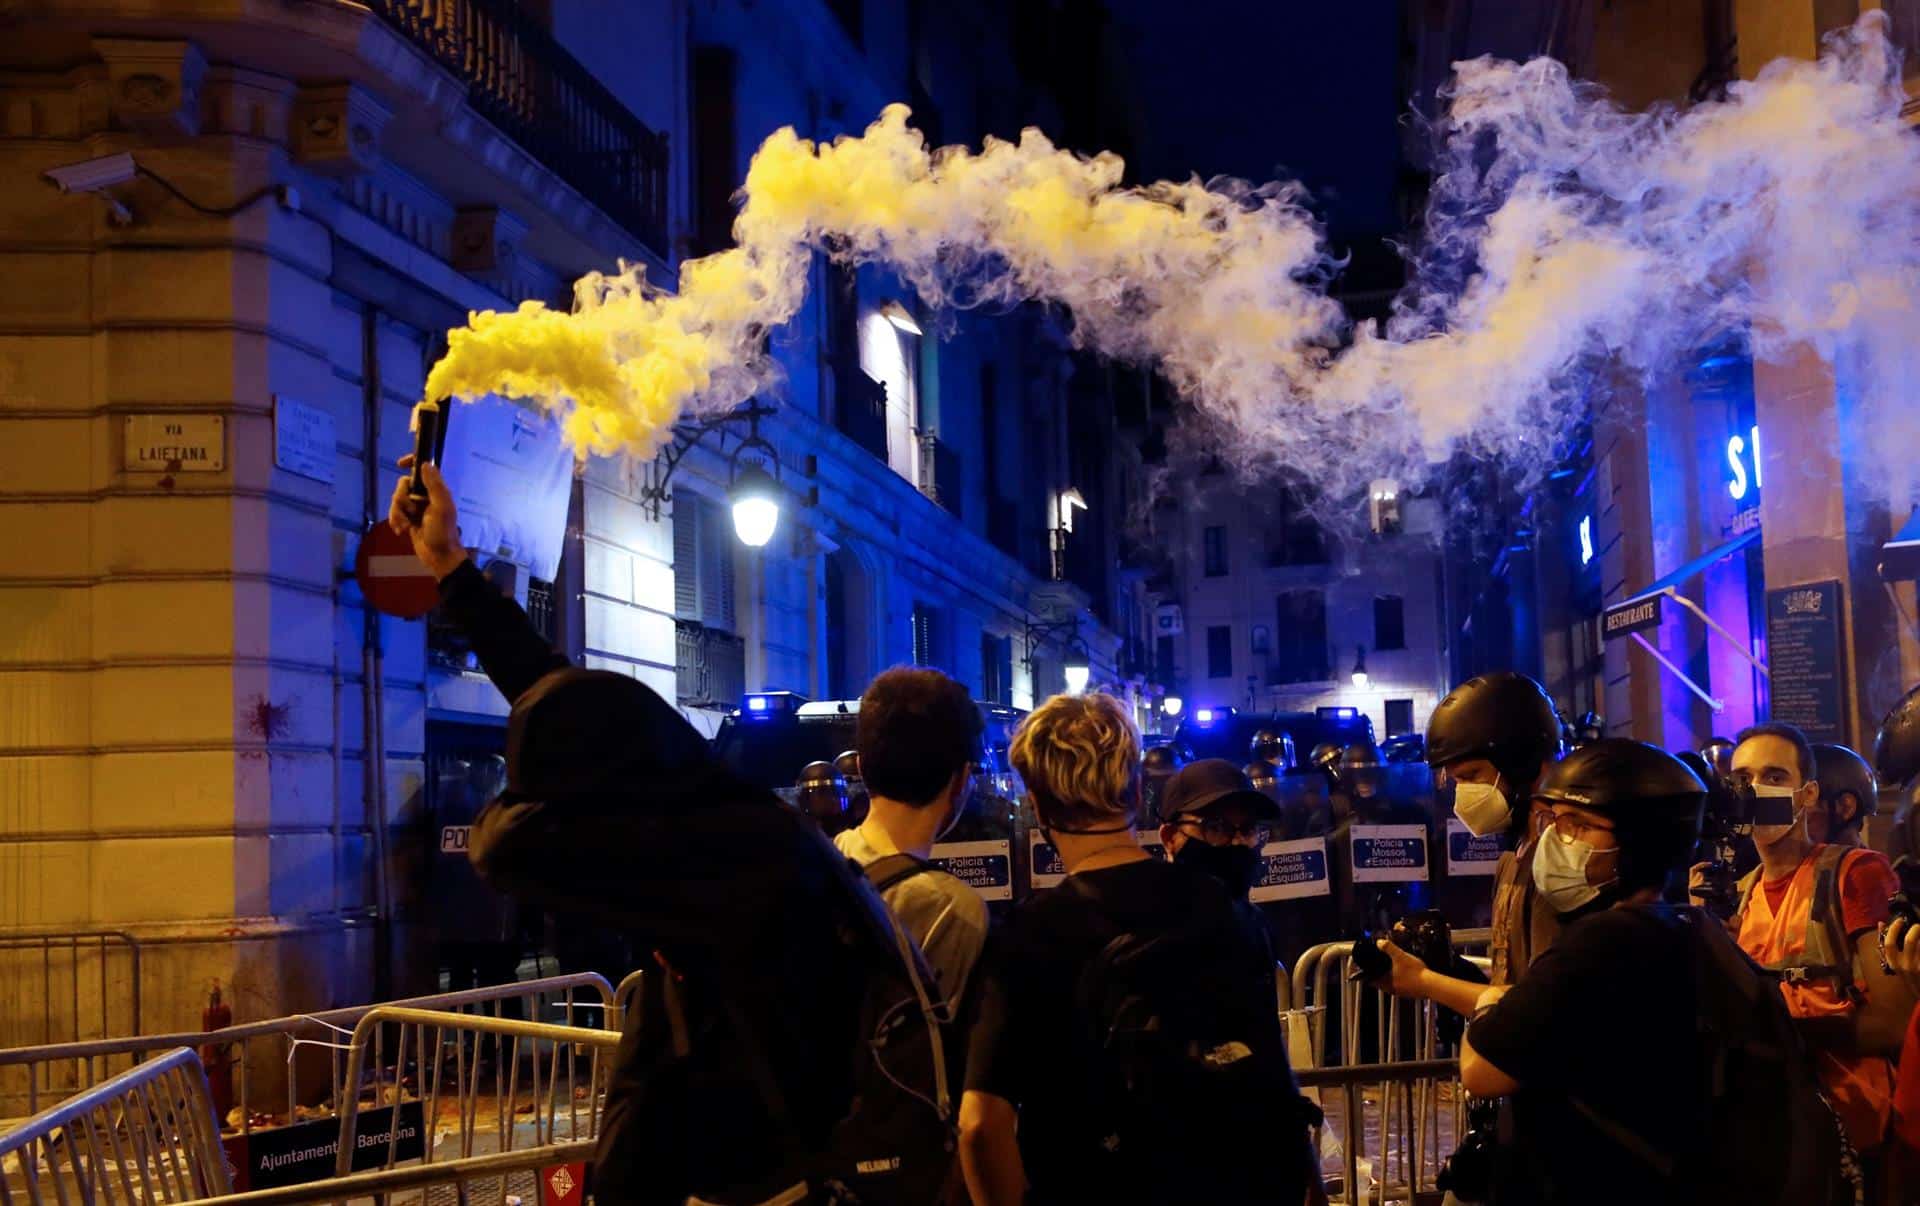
[1877,685,1920,790]
[1425,671,1561,787]
[1159,758,1283,823]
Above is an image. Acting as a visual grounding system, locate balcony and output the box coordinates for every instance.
[835,363,890,463]
[367,0,670,255]
[916,432,963,519]
[676,620,746,708]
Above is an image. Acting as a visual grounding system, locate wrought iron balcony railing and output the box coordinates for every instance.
[676,620,746,708]
[367,0,670,255]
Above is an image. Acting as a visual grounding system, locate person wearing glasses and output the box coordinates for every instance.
[1158,758,1280,913]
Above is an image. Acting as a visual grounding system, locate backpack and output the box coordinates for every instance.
[1061,872,1315,1202]
[1571,906,1853,1206]
[1734,846,1918,1059]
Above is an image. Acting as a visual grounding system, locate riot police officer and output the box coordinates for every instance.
[1251,728,1297,773]
[796,760,852,835]
[1811,743,1878,849]
[1142,742,1185,824]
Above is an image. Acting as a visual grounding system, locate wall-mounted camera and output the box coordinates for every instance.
[42,152,137,224]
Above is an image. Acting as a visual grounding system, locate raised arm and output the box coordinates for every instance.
[388,457,567,703]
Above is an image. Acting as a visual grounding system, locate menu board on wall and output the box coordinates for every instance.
[1765,579,1848,744]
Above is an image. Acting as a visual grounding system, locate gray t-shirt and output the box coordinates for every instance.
[836,826,990,1010]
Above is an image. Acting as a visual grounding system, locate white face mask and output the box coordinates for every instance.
[1533,829,1612,914]
[1750,783,1801,847]
[1452,779,1512,838]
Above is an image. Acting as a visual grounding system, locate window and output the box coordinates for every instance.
[1374,595,1406,651]
[1272,591,1328,684]
[673,496,736,631]
[1206,625,1233,680]
[1386,698,1415,738]
[1203,525,1228,577]
[1155,634,1175,681]
[981,633,1013,705]
[859,309,920,482]
[1267,489,1329,566]
[1250,624,1271,655]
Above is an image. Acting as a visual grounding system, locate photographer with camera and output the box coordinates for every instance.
[1423,672,1565,986]
[1727,722,1900,1159]
[1389,740,1849,1204]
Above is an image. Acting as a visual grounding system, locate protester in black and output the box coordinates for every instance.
[959,693,1319,1205]
[390,461,880,1205]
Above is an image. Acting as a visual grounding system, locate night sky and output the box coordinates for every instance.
[1104,1,1407,243]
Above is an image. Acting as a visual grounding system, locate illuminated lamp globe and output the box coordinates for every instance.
[1162,695,1184,717]
[729,464,781,548]
[1063,647,1092,696]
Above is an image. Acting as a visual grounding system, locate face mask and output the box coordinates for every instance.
[1452,780,1512,838]
[1750,784,1800,846]
[1533,830,1613,915]
[1174,839,1261,896]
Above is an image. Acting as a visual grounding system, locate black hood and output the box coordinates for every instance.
[500,667,714,804]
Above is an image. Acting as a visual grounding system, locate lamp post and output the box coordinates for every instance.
[1351,645,1369,688]
[1024,614,1088,698]
[639,400,792,547]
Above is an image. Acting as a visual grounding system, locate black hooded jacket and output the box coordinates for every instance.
[440,560,869,1204]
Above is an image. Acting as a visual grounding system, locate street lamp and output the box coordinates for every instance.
[1063,644,1092,695]
[729,463,781,548]
[1162,695,1184,717]
[1351,645,1369,688]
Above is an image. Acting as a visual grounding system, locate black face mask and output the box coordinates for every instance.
[1174,839,1261,896]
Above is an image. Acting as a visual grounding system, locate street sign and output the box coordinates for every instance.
[1445,818,1504,877]
[274,396,335,485]
[124,414,224,472]
[929,839,1013,901]
[1350,823,1429,883]
[1602,594,1663,641]
[355,521,440,619]
[1766,579,1849,743]
[1250,837,1331,902]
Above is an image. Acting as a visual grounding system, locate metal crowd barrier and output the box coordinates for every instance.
[0,931,143,1054]
[332,1007,623,1175]
[201,1141,595,1206]
[0,975,615,1128]
[611,969,645,1031]
[1286,929,1490,1204]
[0,1047,232,1205]
[1300,1058,1463,1204]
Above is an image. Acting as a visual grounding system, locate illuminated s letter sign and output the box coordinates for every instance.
[1727,425,1762,501]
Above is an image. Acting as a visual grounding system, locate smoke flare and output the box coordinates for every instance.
[424,15,1920,506]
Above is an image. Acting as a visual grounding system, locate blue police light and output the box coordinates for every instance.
[741,692,806,720]
[1318,706,1359,720]
[1195,708,1215,725]
[747,696,769,714]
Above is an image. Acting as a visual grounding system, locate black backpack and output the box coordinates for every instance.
[1061,872,1314,1202]
[1570,906,1854,1206]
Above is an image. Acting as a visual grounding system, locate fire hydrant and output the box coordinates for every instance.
[200,981,235,1125]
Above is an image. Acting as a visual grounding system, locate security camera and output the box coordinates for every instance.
[42,152,138,194]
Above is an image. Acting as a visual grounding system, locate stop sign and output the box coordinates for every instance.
[354,521,441,619]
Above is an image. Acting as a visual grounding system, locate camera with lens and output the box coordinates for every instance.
[1349,908,1455,984]
[1681,753,1759,922]
[1437,1096,1502,1200]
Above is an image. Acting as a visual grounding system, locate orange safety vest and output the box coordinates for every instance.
[1735,844,1893,1153]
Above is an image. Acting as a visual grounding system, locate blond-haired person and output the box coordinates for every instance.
[958,693,1322,1206]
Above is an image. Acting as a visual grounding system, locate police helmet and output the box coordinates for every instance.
[1535,739,1706,890]
[1250,729,1297,771]
[1244,760,1280,796]
[1699,737,1736,779]
[796,760,849,824]
[1341,741,1385,770]
[1876,685,1920,791]
[1813,743,1878,828]
[1573,711,1606,746]
[1425,671,1561,790]
[1309,742,1342,773]
[833,749,863,785]
[1143,743,1185,775]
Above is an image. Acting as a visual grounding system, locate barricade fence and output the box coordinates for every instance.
[0,975,614,1132]
[1286,929,1490,1203]
[0,932,143,1060]
[0,1047,231,1206]
[330,1007,622,1178]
